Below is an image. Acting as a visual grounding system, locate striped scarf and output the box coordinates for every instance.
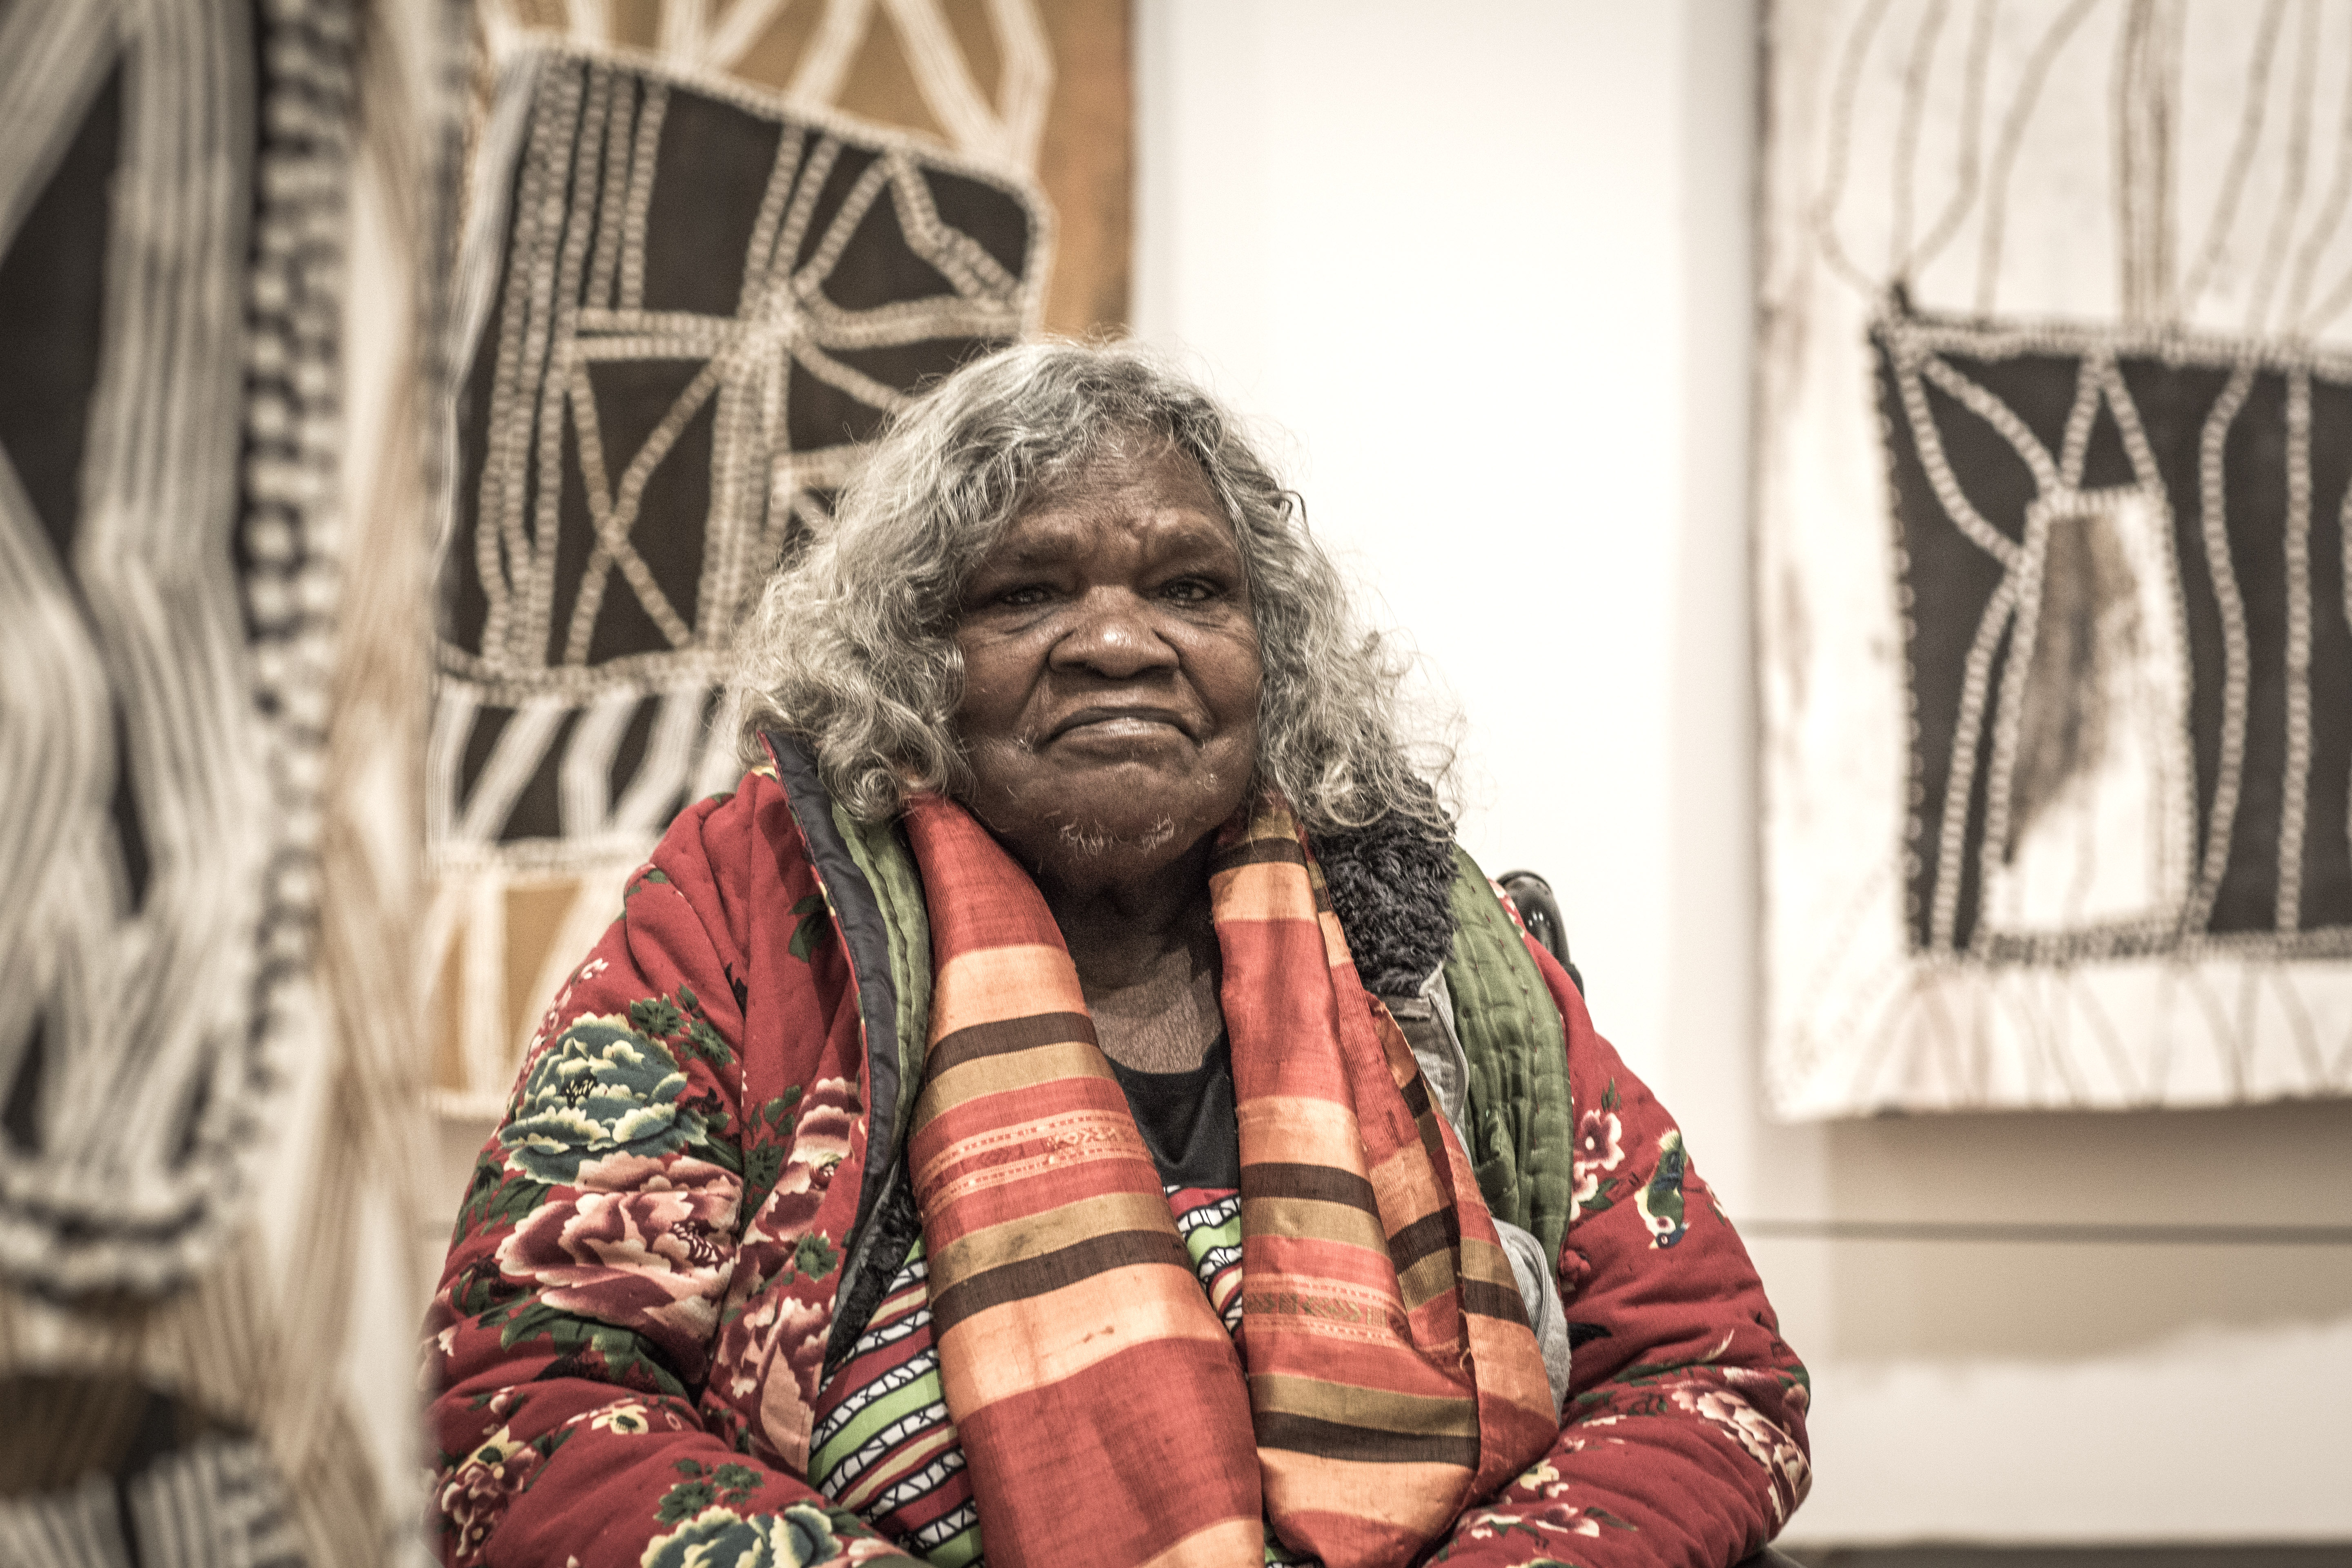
[900,793,1556,1568]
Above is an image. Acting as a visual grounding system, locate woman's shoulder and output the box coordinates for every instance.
[624,764,823,942]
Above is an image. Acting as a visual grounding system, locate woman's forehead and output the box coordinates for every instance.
[992,500,1233,557]
[1026,432,1218,509]
[991,445,1236,559]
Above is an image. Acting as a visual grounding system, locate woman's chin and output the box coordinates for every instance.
[1047,810,1184,861]
[1011,796,1187,874]
[978,786,1224,893]
[957,737,1258,895]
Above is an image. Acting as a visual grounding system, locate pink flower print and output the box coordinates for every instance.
[1575,1109,1624,1173]
[494,1154,739,1354]
[722,1287,783,1404]
[436,1426,539,1568]
[1572,1107,1625,1214]
[747,1077,860,1247]
[755,1294,835,1472]
[1673,1385,1813,1521]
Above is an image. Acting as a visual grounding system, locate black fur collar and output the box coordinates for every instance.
[1309,816,1458,996]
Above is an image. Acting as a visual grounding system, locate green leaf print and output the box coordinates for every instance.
[623,868,671,905]
[521,1425,576,1491]
[744,1143,785,1209]
[460,1161,552,1236]
[787,894,829,962]
[699,1133,745,1179]
[711,1463,762,1501]
[457,1157,552,1237]
[452,1258,527,1320]
[629,996,686,1039]
[654,1480,717,1524]
[793,1232,840,1281]
[496,1303,688,1399]
[684,1018,733,1068]
[655,1460,762,1522]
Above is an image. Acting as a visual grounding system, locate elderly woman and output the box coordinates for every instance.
[425,345,1810,1568]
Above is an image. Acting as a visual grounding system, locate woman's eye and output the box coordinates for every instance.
[998,584,1050,607]
[1162,578,1216,603]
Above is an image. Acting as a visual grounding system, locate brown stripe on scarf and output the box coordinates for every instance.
[1251,1410,1482,1468]
[1241,1161,1381,1212]
[926,1010,1099,1075]
[1209,835,1312,873]
[1384,1209,1455,1273]
[931,1229,1197,1333]
[1250,1374,1483,1438]
[1459,1277,1532,1325]
[1450,1230,1534,1326]
[931,1189,1180,1281]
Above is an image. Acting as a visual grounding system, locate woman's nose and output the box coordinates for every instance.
[1052,588,1177,677]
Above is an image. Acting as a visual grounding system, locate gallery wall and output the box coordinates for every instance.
[1129,0,2352,1547]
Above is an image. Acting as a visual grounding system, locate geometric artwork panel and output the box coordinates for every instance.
[476,0,1130,336]
[427,43,1047,1109]
[1760,0,2352,1114]
[1882,315,2352,962]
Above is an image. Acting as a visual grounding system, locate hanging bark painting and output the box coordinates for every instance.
[0,2,463,1563]
[427,2,1106,1114]
[1760,0,2352,1116]
[0,0,356,1299]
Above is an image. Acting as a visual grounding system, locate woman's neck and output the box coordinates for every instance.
[1039,843,1224,1074]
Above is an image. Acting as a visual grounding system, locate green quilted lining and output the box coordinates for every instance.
[831,804,933,1159]
[1442,847,1577,1267]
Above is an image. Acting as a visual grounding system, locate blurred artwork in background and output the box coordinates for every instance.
[1760,0,2352,1116]
[425,0,1116,1116]
[0,0,461,1562]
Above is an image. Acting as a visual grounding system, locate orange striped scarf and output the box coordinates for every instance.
[901,793,1556,1568]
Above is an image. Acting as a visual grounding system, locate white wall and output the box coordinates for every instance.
[1133,0,2352,1548]
[1135,0,1690,1089]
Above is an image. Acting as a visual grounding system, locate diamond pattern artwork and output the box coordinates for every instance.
[426,47,1046,1109]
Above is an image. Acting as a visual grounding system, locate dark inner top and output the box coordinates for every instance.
[1103,1031,1241,1190]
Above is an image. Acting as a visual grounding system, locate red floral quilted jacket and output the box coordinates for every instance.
[423,756,1811,1568]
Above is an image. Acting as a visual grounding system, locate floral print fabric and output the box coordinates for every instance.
[423,773,1810,1567]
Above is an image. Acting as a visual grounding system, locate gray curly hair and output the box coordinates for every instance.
[733,340,1455,835]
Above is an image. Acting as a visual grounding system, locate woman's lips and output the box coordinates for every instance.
[1047,708,1193,742]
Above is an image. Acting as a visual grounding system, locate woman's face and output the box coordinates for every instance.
[951,439,1263,896]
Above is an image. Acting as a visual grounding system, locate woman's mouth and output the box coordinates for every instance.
[1047,707,1194,742]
